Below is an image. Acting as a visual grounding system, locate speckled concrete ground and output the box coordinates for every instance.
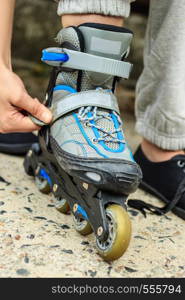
[0,114,185,278]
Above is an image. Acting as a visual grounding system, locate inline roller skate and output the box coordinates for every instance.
[24,23,142,261]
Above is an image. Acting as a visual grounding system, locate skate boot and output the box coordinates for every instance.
[24,23,142,261]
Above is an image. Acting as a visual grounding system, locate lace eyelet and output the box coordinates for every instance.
[92,138,98,143]
[177,161,185,168]
[84,122,89,128]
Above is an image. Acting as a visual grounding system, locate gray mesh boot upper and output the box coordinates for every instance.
[44,23,136,163]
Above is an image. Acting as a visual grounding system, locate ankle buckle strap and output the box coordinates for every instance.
[42,48,132,79]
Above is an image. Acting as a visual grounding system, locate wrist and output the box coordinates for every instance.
[0,50,12,69]
[0,58,12,70]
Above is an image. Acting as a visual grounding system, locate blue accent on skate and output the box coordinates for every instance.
[39,168,52,187]
[110,112,125,151]
[41,50,69,62]
[88,111,125,153]
[61,140,87,157]
[76,205,88,220]
[53,85,77,94]
[73,113,109,159]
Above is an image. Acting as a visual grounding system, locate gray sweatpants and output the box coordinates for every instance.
[57,0,185,150]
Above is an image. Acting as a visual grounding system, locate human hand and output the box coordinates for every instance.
[0,66,52,133]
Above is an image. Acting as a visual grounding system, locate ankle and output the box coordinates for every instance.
[141,139,185,163]
[61,14,124,28]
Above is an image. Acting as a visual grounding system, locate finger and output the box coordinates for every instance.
[14,92,52,124]
[8,116,41,133]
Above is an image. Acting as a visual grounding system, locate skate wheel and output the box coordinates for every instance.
[55,198,70,214]
[35,176,51,194]
[73,216,93,236]
[96,205,131,261]
[24,155,34,176]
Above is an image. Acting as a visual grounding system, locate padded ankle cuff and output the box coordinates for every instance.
[57,0,133,17]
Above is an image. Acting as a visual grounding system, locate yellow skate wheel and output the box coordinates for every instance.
[73,216,93,236]
[55,198,70,214]
[96,204,131,261]
[35,177,51,194]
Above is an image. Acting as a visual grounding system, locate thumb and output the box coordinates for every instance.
[17,92,52,124]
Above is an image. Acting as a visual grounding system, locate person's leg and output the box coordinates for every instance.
[58,0,132,18]
[135,0,185,160]
[62,14,123,27]
[58,0,134,27]
[25,0,142,261]
[0,0,132,156]
[134,0,185,219]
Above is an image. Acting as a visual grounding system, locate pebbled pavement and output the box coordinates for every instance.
[0,114,184,278]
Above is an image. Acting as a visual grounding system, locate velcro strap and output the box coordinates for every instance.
[29,115,48,127]
[51,90,120,123]
[42,48,132,79]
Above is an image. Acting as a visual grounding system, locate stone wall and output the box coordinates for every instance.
[13,0,60,61]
